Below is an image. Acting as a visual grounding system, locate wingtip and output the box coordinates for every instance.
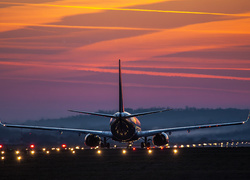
[243,111,250,124]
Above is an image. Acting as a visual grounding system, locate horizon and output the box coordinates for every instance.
[0,0,249,122]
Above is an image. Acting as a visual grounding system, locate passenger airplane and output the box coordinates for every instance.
[1,60,249,148]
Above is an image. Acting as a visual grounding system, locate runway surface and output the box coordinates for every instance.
[1,147,250,180]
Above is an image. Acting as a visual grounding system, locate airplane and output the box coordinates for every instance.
[0,60,249,148]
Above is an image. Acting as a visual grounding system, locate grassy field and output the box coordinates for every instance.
[1,147,250,180]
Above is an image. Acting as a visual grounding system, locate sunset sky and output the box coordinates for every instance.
[0,0,250,122]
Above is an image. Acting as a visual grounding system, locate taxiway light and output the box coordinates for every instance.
[1,156,5,160]
[16,150,20,155]
[46,151,50,154]
[17,156,22,161]
[76,146,80,150]
[173,149,178,154]
[1,151,4,154]
[97,150,101,154]
[42,148,46,152]
[72,151,76,154]
[56,148,60,152]
[62,144,67,148]
[30,150,35,155]
[186,144,190,148]
[122,150,126,154]
[148,149,152,154]
[30,144,35,149]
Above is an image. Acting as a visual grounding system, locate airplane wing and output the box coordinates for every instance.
[137,112,249,137]
[0,122,113,138]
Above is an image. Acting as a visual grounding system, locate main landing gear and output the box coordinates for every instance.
[141,137,150,149]
[100,137,110,149]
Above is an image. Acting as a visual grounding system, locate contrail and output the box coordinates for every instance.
[0,2,249,17]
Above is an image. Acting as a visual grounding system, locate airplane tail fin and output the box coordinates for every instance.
[119,59,124,113]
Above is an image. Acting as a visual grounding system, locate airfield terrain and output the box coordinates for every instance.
[1,147,250,180]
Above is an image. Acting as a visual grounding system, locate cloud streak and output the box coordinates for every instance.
[1,2,249,17]
[1,61,250,81]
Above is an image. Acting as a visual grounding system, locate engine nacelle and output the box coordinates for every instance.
[152,133,169,146]
[84,133,101,147]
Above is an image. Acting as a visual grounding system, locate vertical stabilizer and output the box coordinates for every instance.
[119,59,124,113]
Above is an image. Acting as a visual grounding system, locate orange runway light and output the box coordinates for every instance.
[132,147,136,151]
[122,150,126,154]
[97,150,101,154]
[148,149,152,154]
[173,149,178,154]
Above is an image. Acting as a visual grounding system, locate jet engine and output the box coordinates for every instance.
[84,133,101,147]
[152,133,169,146]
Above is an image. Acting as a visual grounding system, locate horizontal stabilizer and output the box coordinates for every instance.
[126,108,172,118]
[68,110,115,118]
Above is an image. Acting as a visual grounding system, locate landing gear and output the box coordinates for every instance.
[101,137,110,149]
[141,137,150,149]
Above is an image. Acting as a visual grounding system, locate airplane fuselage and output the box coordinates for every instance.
[110,112,141,142]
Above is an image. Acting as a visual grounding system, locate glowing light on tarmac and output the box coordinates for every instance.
[17,156,22,161]
[30,150,35,155]
[132,147,136,151]
[56,148,60,152]
[173,149,178,154]
[0,145,2,149]
[122,150,127,154]
[1,156,5,160]
[1,151,4,154]
[42,148,46,151]
[72,151,76,154]
[97,150,101,154]
[148,149,152,154]
[62,144,67,148]
[15,150,20,155]
[46,151,50,154]
[30,144,35,149]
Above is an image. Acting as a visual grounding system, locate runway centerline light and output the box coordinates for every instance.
[30,150,35,155]
[173,149,178,154]
[122,150,126,154]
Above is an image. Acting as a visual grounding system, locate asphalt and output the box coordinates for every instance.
[1,147,250,180]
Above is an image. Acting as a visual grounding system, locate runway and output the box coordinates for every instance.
[1,146,250,180]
